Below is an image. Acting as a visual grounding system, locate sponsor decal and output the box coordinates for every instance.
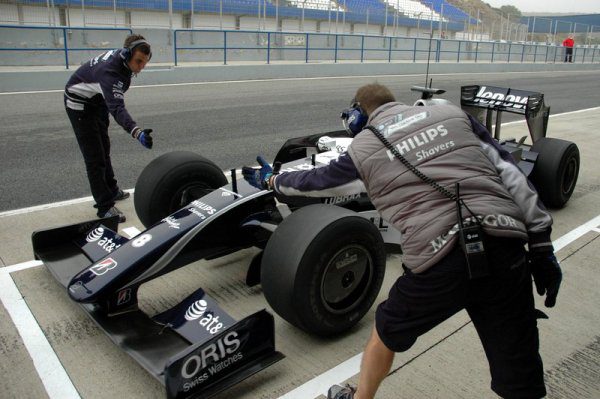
[96,236,122,253]
[85,227,122,253]
[385,124,449,159]
[324,193,362,205]
[369,216,389,231]
[221,191,232,197]
[189,208,206,220]
[116,288,132,305]
[415,140,455,161]
[185,300,208,321]
[473,86,529,109]
[90,257,118,276]
[180,331,243,390]
[184,300,224,335]
[132,233,152,248]
[384,111,428,136]
[190,200,216,215]
[86,227,104,242]
[430,214,519,252]
[163,216,181,229]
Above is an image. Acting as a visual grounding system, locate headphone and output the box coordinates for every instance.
[121,39,152,62]
[340,101,369,136]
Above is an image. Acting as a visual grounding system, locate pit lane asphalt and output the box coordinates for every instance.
[1,69,600,212]
[1,75,600,399]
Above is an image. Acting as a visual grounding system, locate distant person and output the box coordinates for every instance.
[562,34,574,62]
[64,34,154,223]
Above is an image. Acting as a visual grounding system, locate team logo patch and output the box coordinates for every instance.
[90,257,118,276]
[185,300,208,321]
[116,288,132,305]
[86,227,104,242]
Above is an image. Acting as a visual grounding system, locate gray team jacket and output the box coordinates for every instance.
[347,102,553,273]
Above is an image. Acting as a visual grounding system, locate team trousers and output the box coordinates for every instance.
[376,236,546,398]
[66,102,118,215]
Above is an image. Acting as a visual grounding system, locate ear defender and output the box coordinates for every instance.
[340,102,368,136]
[122,39,152,62]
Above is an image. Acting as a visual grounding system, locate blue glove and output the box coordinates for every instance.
[529,252,562,307]
[132,128,153,149]
[241,156,273,190]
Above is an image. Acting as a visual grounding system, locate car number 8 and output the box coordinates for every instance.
[132,234,152,247]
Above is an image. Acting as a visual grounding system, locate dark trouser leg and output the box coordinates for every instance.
[66,105,116,215]
[565,48,573,63]
[97,106,119,196]
[467,261,546,399]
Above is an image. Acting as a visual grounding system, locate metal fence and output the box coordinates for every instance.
[1,24,598,67]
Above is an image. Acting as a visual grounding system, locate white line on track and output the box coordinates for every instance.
[0,189,133,219]
[0,227,140,398]
[0,269,81,398]
[1,217,599,399]
[2,69,599,96]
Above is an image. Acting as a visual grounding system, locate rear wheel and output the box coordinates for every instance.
[134,151,227,227]
[261,204,386,336]
[530,138,579,208]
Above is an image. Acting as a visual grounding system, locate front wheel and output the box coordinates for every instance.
[134,151,227,228]
[261,204,386,337]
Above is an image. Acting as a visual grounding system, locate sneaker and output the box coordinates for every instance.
[327,384,356,399]
[113,189,130,201]
[98,206,126,223]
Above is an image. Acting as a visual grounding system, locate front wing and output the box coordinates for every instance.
[32,216,283,398]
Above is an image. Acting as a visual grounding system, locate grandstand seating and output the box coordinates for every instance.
[427,0,468,22]
[285,0,344,12]
[384,0,440,21]
[12,0,469,30]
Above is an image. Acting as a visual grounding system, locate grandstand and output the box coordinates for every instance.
[0,0,471,36]
[384,0,440,22]
[285,0,344,12]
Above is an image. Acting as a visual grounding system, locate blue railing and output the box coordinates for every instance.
[0,25,133,68]
[1,25,598,67]
[173,29,600,66]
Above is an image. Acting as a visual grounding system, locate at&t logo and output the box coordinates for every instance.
[86,227,104,242]
[184,299,224,334]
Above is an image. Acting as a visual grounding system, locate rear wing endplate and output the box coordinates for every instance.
[461,85,550,142]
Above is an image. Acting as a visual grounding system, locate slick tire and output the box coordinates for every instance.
[134,151,227,228]
[530,137,580,208]
[261,204,386,337]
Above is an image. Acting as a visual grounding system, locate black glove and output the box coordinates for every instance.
[132,128,153,149]
[241,156,273,190]
[529,252,562,307]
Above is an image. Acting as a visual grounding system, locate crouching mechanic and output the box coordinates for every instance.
[243,83,562,399]
[65,34,154,223]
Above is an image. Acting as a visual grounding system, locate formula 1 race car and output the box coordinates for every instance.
[31,84,578,398]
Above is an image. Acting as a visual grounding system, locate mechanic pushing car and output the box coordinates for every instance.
[65,34,154,223]
[242,83,562,399]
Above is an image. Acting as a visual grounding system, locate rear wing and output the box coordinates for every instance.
[460,85,550,143]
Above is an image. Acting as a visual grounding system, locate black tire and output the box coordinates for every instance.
[530,137,580,208]
[261,204,386,337]
[134,151,227,227]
